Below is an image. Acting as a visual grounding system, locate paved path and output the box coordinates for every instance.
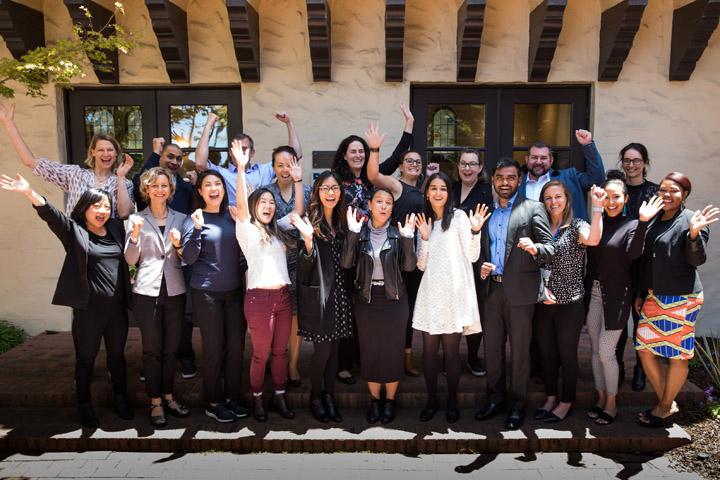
[0,451,702,479]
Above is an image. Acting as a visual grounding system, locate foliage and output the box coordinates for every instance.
[0,320,27,354]
[695,336,720,416]
[0,2,136,98]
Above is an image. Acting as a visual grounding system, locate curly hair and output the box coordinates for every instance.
[331,135,371,188]
[138,167,176,202]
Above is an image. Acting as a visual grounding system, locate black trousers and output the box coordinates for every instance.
[465,270,485,361]
[192,287,246,404]
[533,302,584,403]
[483,281,535,410]
[71,293,129,404]
[133,292,185,398]
[176,266,195,362]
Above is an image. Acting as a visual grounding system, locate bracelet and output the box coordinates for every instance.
[471,228,481,235]
[592,207,604,213]
[293,179,303,183]
[369,147,380,153]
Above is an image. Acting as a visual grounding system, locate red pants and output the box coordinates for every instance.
[244,287,293,394]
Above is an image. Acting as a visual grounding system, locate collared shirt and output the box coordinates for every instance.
[207,161,275,206]
[488,192,518,275]
[524,171,551,202]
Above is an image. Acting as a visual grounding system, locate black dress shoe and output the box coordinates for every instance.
[310,395,329,423]
[253,395,268,422]
[475,402,505,421]
[272,393,296,419]
[446,405,460,424]
[632,363,646,392]
[78,404,99,428]
[336,372,356,385]
[113,394,134,420]
[322,392,342,423]
[504,409,525,430]
[420,402,439,422]
[381,399,396,424]
[366,398,381,423]
[534,408,551,421]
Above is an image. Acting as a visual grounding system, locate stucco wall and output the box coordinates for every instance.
[0,0,718,335]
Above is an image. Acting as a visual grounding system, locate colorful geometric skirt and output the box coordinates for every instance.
[635,291,704,360]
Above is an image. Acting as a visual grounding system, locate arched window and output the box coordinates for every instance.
[84,107,115,142]
[431,107,456,147]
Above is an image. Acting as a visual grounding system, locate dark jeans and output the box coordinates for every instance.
[72,293,129,404]
[133,292,185,398]
[483,281,535,410]
[192,287,246,404]
[533,301,584,402]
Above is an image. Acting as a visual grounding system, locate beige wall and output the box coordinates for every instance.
[0,0,718,335]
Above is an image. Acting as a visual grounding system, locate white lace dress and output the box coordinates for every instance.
[412,209,482,335]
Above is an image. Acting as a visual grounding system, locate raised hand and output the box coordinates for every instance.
[184,170,197,185]
[346,206,365,232]
[0,102,15,125]
[415,213,433,241]
[152,137,166,154]
[638,195,664,222]
[128,214,144,239]
[169,227,182,248]
[0,173,31,195]
[398,213,416,238]
[364,122,386,150]
[207,112,219,128]
[469,203,491,232]
[116,153,134,178]
[289,155,303,182]
[291,213,314,239]
[426,162,440,177]
[575,129,592,146]
[230,138,251,169]
[400,103,414,130]
[275,111,291,124]
[480,262,496,280]
[590,184,607,208]
[517,237,538,256]
[689,205,720,237]
[191,208,205,230]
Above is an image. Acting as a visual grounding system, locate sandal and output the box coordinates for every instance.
[587,406,604,420]
[150,403,166,427]
[639,411,674,428]
[163,399,190,418]
[595,411,616,426]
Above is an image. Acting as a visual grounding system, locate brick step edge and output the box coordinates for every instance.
[0,436,690,455]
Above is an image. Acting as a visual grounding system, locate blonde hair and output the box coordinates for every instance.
[139,167,176,202]
[84,134,123,171]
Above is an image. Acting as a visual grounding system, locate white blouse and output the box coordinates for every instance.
[235,217,291,290]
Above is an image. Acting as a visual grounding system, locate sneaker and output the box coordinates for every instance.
[224,400,250,419]
[467,358,487,377]
[180,359,198,379]
[205,403,236,423]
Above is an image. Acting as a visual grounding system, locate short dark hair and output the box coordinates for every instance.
[492,157,522,176]
[162,143,183,153]
[71,188,113,227]
[662,171,692,198]
[603,169,628,194]
[193,170,229,213]
[271,145,298,166]
[232,132,255,151]
[423,172,454,231]
[528,141,554,157]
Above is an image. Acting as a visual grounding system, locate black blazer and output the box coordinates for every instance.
[453,179,492,211]
[478,194,555,306]
[640,208,708,296]
[34,201,131,310]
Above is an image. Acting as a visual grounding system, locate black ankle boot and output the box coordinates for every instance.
[273,392,296,419]
[381,399,396,424]
[322,392,342,423]
[632,363,646,391]
[366,397,381,423]
[253,395,268,422]
[310,395,329,423]
[78,404,99,428]
[113,394,134,420]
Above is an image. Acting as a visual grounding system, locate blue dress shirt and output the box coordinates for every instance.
[207,161,275,206]
[487,192,518,275]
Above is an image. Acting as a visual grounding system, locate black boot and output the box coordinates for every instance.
[381,399,396,424]
[366,397,381,423]
[113,394,134,420]
[322,392,342,423]
[632,362,646,391]
[310,394,329,423]
[253,395,268,422]
[273,392,296,419]
[78,404,99,428]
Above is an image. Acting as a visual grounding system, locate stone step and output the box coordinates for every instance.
[0,407,691,455]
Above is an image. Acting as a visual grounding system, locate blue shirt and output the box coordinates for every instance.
[488,192,518,275]
[207,161,275,206]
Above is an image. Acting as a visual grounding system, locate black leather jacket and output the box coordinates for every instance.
[341,224,416,303]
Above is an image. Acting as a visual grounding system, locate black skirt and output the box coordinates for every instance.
[354,285,408,383]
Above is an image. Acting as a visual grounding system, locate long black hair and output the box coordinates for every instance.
[423,171,454,231]
[331,135,371,188]
[308,170,347,240]
[247,187,294,246]
[70,188,113,227]
[193,170,229,213]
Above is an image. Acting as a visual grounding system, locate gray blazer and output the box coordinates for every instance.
[478,194,556,306]
[124,207,188,297]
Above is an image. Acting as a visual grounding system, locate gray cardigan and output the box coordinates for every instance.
[124,207,188,297]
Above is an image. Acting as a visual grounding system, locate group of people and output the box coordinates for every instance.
[0,101,716,432]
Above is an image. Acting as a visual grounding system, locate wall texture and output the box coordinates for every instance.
[0,0,718,335]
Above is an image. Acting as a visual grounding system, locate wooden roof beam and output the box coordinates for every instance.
[456,0,486,82]
[226,0,260,82]
[385,0,405,82]
[306,0,331,82]
[669,0,720,81]
[64,0,119,84]
[145,0,190,84]
[0,0,45,60]
[598,0,647,81]
[528,0,567,82]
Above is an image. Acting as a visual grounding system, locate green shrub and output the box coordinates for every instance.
[0,320,27,354]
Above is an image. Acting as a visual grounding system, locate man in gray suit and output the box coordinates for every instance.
[475,158,555,430]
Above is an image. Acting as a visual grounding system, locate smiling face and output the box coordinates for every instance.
[492,166,520,201]
[273,151,295,186]
[318,176,341,210]
[621,148,646,182]
[344,140,366,176]
[160,145,183,174]
[84,195,112,230]
[91,140,118,172]
[254,191,277,225]
[458,152,482,184]
[147,173,172,207]
[542,184,567,220]
[198,174,225,211]
[399,152,423,180]
[525,146,553,179]
[658,178,685,213]
[368,190,394,227]
[603,182,627,218]
[426,178,449,212]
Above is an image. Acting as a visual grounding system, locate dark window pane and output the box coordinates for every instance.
[513,103,571,147]
[84,105,143,150]
[427,104,486,148]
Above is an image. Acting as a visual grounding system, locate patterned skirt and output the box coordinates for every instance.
[635,291,704,360]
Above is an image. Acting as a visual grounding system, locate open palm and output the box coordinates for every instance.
[0,173,31,195]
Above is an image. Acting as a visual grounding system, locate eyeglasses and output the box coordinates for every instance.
[404,159,422,166]
[165,153,184,161]
[459,162,480,169]
[319,186,341,194]
[621,158,643,166]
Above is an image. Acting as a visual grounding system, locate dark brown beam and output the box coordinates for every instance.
[456,0,486,82]
[528,0,567,82]
[669,0,720,81]
[64,0,119,84]
[385,0,405,82]
[306,0,331,82]
[145,0,190,84]
[0,0,45,60]
[598,0,647,81]
[226,0,260,82]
